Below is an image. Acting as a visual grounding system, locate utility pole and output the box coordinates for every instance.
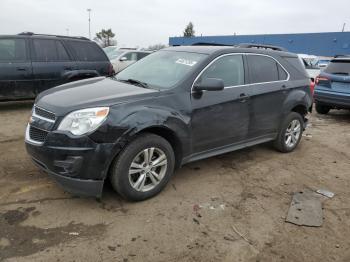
[87,8,92,39]
[66,28,69,36]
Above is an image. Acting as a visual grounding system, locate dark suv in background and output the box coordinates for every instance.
[0,33,113,101]
[314,55,350,114]
[25,44,312,201]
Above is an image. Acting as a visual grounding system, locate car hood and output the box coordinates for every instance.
[36,77,158,116]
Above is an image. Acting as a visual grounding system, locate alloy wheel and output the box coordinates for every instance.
[128,147,168,192]
[284,119,301,148]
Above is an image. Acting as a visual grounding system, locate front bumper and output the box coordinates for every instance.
[314,89,350,109]
[31,156,104,197]
[25,125,120,198]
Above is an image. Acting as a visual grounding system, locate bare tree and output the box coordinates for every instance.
[95,29,117,47]
[147,43,167,51]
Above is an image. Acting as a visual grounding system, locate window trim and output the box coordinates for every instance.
[191,53,290,93]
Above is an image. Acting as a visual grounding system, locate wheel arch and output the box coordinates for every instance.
[135,126,183,169]
[291,104,308,117]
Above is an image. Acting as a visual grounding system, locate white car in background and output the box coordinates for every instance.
[103,48,152,73]
[298,54,320,81]
[316,58,331,69]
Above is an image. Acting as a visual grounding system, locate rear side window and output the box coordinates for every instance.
[277,64,288,80]
[33,39,70,62]
[68,41,107,61]
[56,41,70,61]
[247,55,282,83]
[324,60,350,75]
[0,39,27,61]
[284,56,308,76]
[199,55,245,87]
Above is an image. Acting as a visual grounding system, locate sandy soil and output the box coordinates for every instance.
[0,101,349,262]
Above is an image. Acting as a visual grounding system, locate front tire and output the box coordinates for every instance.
[110,133,175,201]
[315,103,331,114]
[274,112,304,153]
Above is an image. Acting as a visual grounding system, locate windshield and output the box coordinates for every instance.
[108,50,125,60]
[103,46,117,54]
[324,60,350,75]
[114,50,207,89]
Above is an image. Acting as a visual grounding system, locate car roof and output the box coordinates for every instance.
[0,34,90,42]
[331,57,350,62]
[164,45,296,57]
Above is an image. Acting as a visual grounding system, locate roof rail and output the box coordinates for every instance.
[238,43,288,52]
[191,42,233,46]
[334,54,350,58]
[17,32,89,41]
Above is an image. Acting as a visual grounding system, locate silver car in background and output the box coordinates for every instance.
[103,48,152,73]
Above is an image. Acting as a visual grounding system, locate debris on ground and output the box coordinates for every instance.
[316,189,335,198]
[192,202,226,219]
[223,235,237,242]
[69,232,80,236]
[197,203,226,210]
[193,218,200,225]
[302,134,313,138]
[231,225,253,245]
[286,190,323,227]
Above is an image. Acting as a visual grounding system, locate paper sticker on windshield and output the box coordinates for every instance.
[175,59,197,67]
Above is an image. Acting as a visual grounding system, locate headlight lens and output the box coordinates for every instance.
[58,107,109,136]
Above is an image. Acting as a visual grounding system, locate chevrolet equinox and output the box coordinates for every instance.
[25,44,312,201]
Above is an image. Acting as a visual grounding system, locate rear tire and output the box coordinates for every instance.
[110,133,175,201]
[315,103,331,114]
[274,112,304,153]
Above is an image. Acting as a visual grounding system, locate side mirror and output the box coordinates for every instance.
[119,57,127,62]
[193,78,224,92]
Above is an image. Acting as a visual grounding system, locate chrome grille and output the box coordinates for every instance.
[34,106,56,121]
[29,126,48,143]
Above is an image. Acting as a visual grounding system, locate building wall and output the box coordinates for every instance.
[169,32,350,56]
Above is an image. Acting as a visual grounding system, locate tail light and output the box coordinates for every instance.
[310,79,315,96]
[107,63,115,76]
[315,75,330,87]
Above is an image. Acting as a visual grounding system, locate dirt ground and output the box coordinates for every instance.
[0,101,349,262]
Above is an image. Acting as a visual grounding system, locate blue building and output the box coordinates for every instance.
[169,32,350,57]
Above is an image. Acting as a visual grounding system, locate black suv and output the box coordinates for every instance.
[0,33,113,101]
[25,45,312,201]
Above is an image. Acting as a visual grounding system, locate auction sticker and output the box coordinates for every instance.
[175,59,198,67]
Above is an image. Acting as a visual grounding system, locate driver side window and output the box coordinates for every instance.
[199,55,245,87]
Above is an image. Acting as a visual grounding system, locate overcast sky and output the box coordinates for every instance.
[1,0,349,47]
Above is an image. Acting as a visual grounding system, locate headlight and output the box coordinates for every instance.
[58,107,109,136]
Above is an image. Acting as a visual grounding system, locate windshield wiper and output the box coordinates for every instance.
[119,78,149,89]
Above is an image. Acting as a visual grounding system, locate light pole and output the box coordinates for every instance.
[87,8,92,39]
[66,28,69,36]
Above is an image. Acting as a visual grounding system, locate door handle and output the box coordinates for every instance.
[16,67,26,71]
[64,67,73,70]
[239,93,250,103]
[281,84,287,89]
